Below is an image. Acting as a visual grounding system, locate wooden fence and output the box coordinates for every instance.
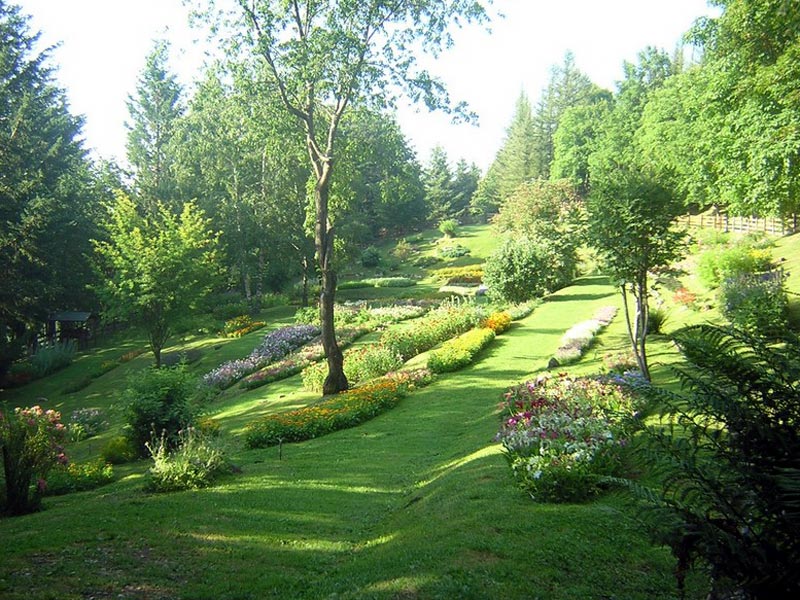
[677,214,797,236]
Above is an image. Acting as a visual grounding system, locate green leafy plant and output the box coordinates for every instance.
[719,272,787,337]
[381,300,482,361]
[646,306,669,335]
[437,243,470,259]
[622,324,800,599]
[123,365,197,457]
[360,246,381,267]
[145,428,230,493]
[100,436,137,465]
[43,459,114,496]
[438,219,459,238]
[302,344,403,392]
[29,340,78,378]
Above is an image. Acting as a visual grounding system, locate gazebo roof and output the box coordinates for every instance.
[49,311,93,323]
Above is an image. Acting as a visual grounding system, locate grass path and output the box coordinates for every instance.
[0,277,695,599]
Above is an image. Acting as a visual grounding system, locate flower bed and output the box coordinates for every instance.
[428,327,496,373]
[245,369,434,448]
[381,300,483,361]
[302,343,404,392]
[201,324,321,389]
[495,374,638,502]
[551,306,617,366]
[223,315,266,338]
[241,325,372,390]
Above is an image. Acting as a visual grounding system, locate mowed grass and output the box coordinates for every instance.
[0,276,707,599]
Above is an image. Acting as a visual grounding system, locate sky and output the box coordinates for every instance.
[15,0,718,172]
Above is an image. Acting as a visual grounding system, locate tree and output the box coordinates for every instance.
[201,0,489,394]
[531,51,596,180]
[173,63,310,304]
[586,48,683,381]
[422,146,455,223]
[0,2,101,378]
[126,40,184,213]
[472,92,536,216]
[93,193,219,368]
[550,89,613,195]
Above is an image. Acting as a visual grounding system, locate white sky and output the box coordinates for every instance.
[15,0,717,171]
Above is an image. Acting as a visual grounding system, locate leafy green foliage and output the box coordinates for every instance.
[123,365,197,457]
[427,327,495,373]
[302,344,403,393]
[145,428,230,493]
[0,4,102,378]
[93,193,219,367]
[720,272,787,337]
[381,300,482,361]
[43,459,114,496]
[483,237,572,304]
[438,219,459,238]
[100,436,137,465]
[624,324,800,598]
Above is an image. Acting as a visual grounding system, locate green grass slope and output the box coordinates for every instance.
[0,276,702,599]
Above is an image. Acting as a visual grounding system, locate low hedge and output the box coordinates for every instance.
[428,327,496,373]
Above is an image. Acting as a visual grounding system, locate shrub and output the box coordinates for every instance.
[482,311,512,334]
[43,459,114,496]
[720,272,787,337]
[338,280,372,290]
[211,298,250,321]
[432,266,484,284]
[368,277,416,288]
[28,340,77,378]
[68,408,108,442]
[428,327,495,373]
[698,244,774,289]
[124,365,197,457]
[145,428,230,493]
[393,239,414,261]
[496,374,637,503]
[438,219,459,237]
[506,302,537,320]
[246,374,429,448]
[361,246,381,267]
[0,405,68,515]
[412,255,442,267]
[483,237,573,304]
[646,307,669,335]
[100,436,136,465]
[622,324,800,598]
[602,351,639,375]
[161,348,203,367]
[437,244,470,259]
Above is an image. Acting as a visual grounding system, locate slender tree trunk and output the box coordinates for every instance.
[301,255,309,308]
[315,168,347,395]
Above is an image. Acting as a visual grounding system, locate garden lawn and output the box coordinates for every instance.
[0,277,705,599]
